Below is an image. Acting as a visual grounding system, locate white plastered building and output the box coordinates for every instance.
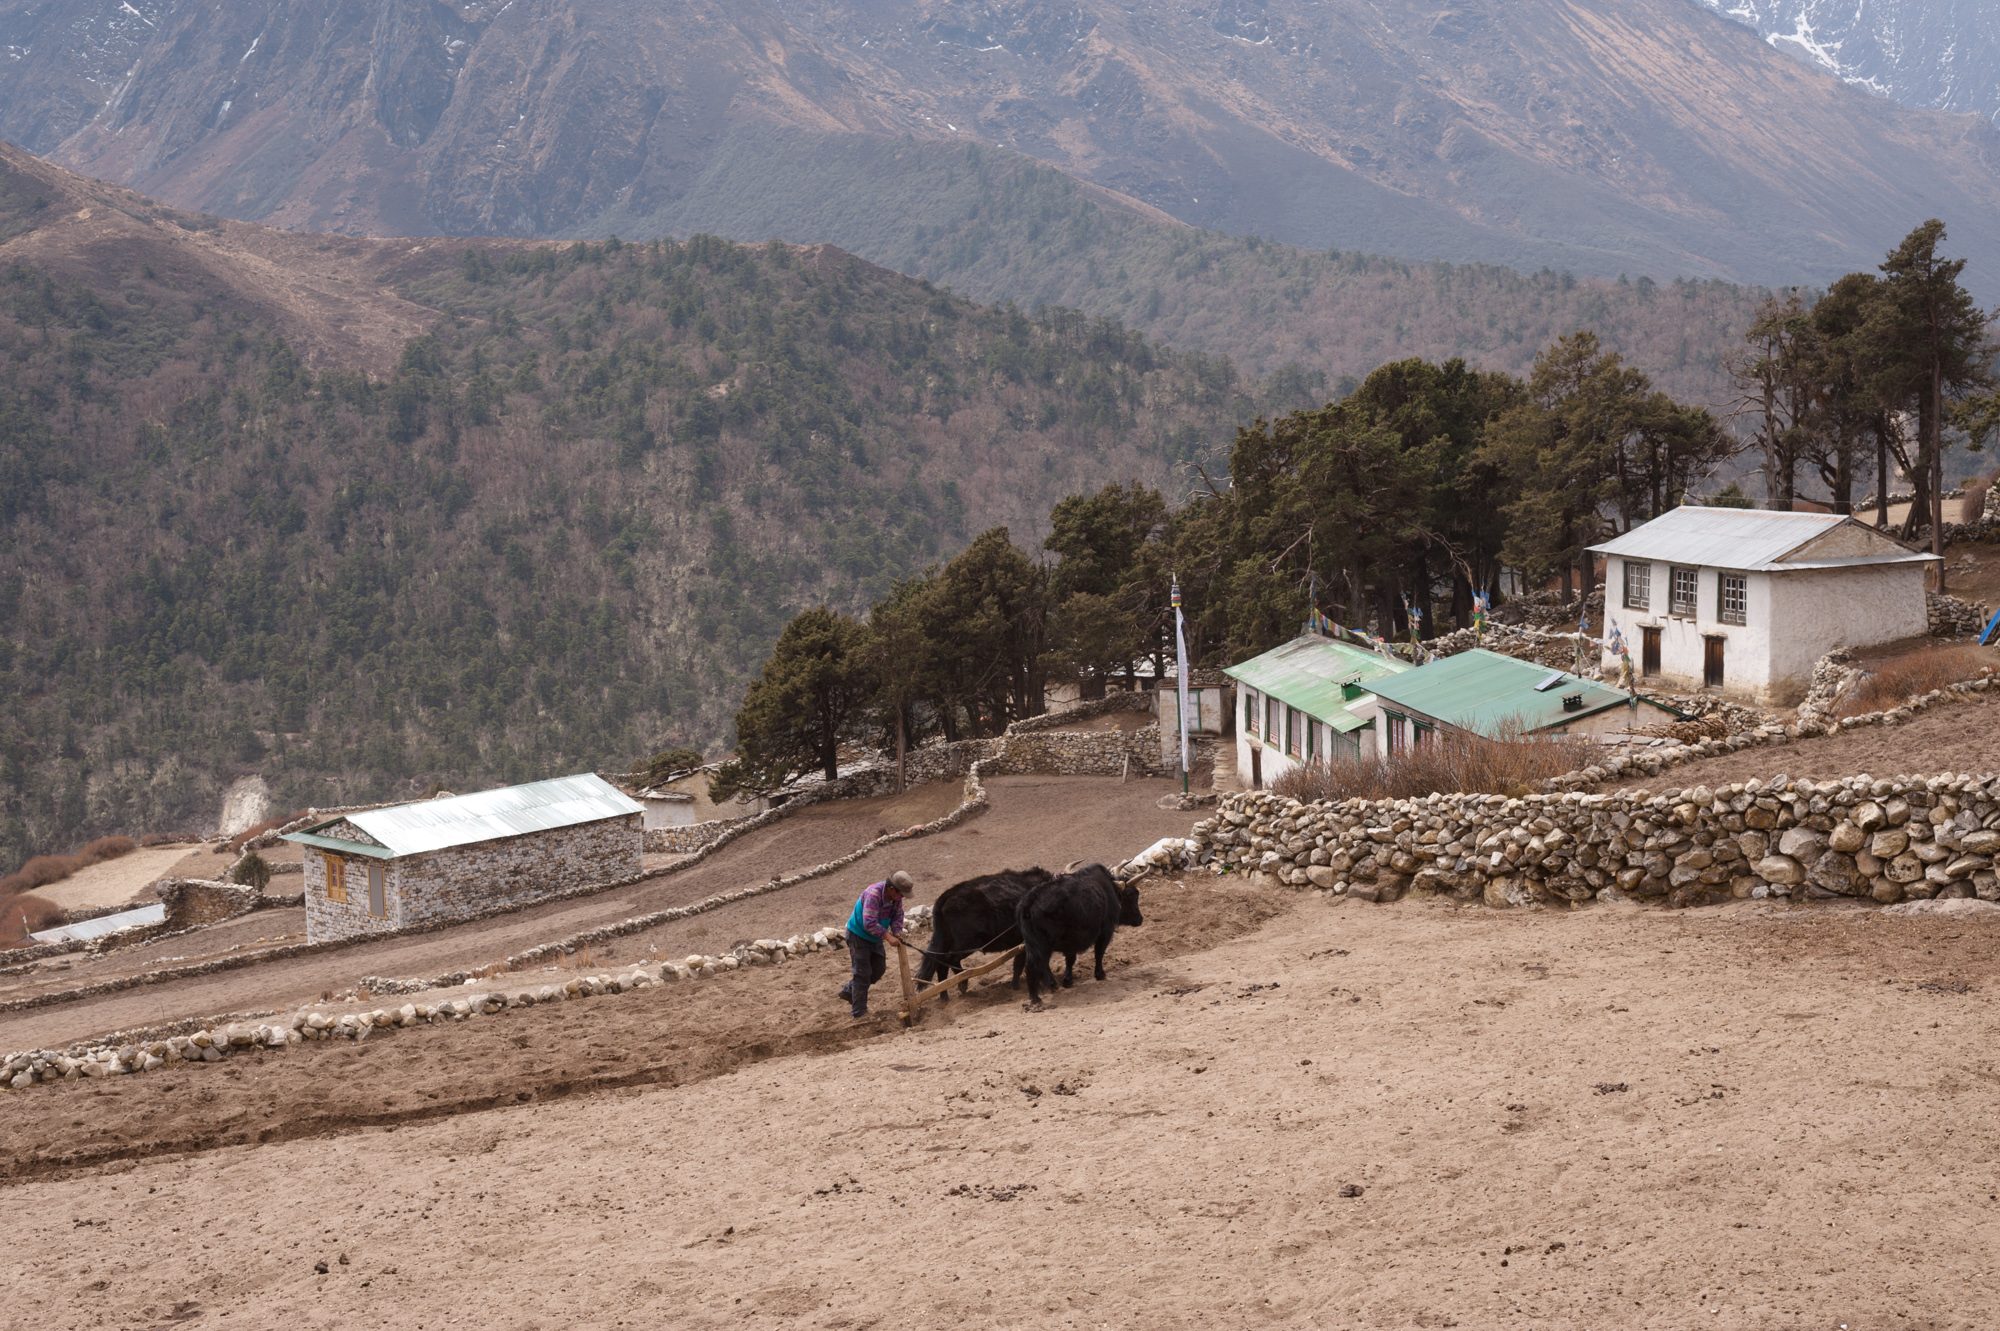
[1589,507,1935,704]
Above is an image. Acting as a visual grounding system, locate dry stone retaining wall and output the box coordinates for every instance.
[0,912,934,1093]
[1188,773,2000,910]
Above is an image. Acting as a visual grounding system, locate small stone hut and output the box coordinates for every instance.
[285,773,643,943]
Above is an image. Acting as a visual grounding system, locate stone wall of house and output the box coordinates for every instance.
[302,848,400,943]
[394,815,643,934]
[1188,774,2000,909]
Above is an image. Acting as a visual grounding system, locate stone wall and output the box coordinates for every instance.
[156,878,262,930]
[1187,773,2000,909]
[1929,592,1994,639]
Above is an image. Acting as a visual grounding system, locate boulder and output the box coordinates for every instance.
[1777,828,1829,863]
[1754,854,1805,887]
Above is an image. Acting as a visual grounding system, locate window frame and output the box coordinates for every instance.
[325,853,347,904]
[1386,711,1408,757]
[1243,688,1259,736]
[1669,565,1699,618]
[1265,695,1280,747]
[1622,559,1652,611]
[1287,707,1304,759]
[1719,573,1748,627]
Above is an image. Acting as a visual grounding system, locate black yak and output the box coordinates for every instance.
[1015,862,1143,1004]
[916,867,1054,997]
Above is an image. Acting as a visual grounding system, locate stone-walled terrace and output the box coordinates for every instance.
[1190,773,2000,909]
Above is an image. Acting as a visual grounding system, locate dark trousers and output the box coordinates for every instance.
[845,932,887,1015]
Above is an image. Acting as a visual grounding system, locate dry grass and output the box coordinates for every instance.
[1837,646,1996,718]
[1270,724,1595,802]
[0,835,138,899]
[0,893,64,947]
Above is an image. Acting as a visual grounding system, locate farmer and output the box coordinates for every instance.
[839,870,912,1018]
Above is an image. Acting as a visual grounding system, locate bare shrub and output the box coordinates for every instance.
[1837,647,1994,718]
[0,835,137,898]
[1961,468,1997,525]
[1269,722,1596,802]
[0,894,64,947]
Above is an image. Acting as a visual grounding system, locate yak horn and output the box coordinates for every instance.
[1062,859,1084,874]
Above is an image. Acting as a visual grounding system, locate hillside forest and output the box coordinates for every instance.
[0,232,1305,873]
[724,222,1998,792]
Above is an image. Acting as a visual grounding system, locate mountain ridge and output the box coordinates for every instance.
[5,0,2000,297]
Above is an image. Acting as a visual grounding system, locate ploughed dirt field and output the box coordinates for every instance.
[0,776,1195,1052]
[7,889,2000,1330]
[1613,692,2000,793]
[29,843,207,913]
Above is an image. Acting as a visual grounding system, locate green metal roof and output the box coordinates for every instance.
[1222,634,1411,732]
[1367,649,1668,736]
[284,830,396,860]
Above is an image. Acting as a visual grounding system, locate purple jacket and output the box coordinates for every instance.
[845,880,905,942]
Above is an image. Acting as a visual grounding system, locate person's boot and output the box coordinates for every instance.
[837,983,852,1001]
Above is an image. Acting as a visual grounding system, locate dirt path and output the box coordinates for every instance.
[1610,692,2000,792]
[6,892,2000,1329]
[0,776,1194,1052]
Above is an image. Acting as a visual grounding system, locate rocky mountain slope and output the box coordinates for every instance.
[0,143,1280,870]
[5,0,2000,298]
[1693,0,2000,123]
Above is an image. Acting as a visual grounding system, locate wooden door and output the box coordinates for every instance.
[1703,636,1725,689]
[367,863,387,918]
[1641,626,1661,677]
[1249,744,1263,790]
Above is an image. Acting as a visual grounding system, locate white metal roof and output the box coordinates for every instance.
[312,773,643,859]
[1588,506,1929,571]
[30,902,166,945]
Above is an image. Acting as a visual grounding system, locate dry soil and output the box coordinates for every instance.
[5,890,1999,1330]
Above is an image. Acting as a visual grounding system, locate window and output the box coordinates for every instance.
[1243,688,1258,736]
[1265,695,1280,746]
[1414,721,1435,748]
[1670,566,1698,617]
[1387,712,1408,756]
[1719,573,1747,626]
[325,854,347,904]
[1287,707,1304,758]
[1623,560,1651,611]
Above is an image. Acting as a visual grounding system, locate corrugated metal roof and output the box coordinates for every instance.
[287,773,643,859]
[1587,506,1904,571]
[30,902,166,945]
[1368,649,1649,736]
[1223,634,1410,730]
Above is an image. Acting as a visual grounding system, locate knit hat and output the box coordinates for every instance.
[887,871,914,894]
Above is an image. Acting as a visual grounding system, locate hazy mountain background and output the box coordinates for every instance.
[4,0,2000,298]
[1693,0,2000,123]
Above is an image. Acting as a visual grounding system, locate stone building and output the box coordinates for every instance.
[285,774,643,943]
[1591,507,1935,703]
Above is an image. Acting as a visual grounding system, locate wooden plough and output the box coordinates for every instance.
[892,938,1025,1026]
